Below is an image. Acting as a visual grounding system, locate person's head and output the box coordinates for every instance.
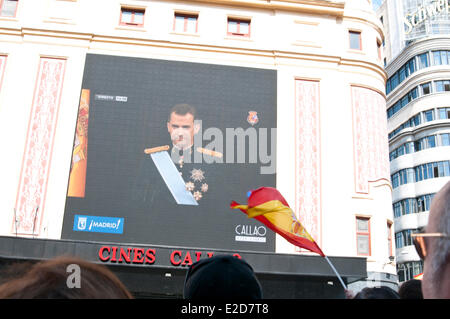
[0,256,133,299]
[353,286,400,299]
[398,279,423,299]
[167,103,200,150]
[416,181,450,299]
[183,255,262,299]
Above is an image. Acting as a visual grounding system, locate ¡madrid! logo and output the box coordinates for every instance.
[73,215,124,234]
[77,217,87,230]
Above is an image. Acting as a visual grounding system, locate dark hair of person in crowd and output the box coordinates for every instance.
[0,256,133,299]
[183,254,262,299]
[398,279,423,299]
[353,286,400,299]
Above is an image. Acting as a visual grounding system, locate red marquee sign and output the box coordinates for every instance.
[98,245,242,267]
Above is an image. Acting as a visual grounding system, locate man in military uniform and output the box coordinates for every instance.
[165,103,221,202]
[130,104,228,247]
[133,103,221,205]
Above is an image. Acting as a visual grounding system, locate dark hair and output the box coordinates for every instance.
[398,279,423,299]
[353,286,400,299]
[0,256,133,299]
[168,103,197,122]
[184,255,262,299]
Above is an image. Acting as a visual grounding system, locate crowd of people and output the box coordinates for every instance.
[0,180,448,299]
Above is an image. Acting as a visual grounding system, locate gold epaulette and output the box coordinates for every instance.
[144,145,170,154]
[197,147,223,158]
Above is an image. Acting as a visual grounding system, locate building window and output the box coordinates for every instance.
[120,7,145,27]
[439,107,450,119]
[356,217,371,256]
[395,232,403,249]
[391,73,399,89]
[398,261,423,282]
[424,109,434,122]
[377,40,382,60]
[388,103,450,140]
[392,172,399,188]
[399,65,406,82]
[413,160,450,183]
[406,168,414,184]
[414,139,423,151]
[390,141,416,161]
[391,168,416,188]
[407,57,417,75]
[393,202,401,218]
[349,31,362,50]
[415,166,423,182]
[174,13,198,33]
[427,135,436,148]
[387,86,419,119]
[432,50,450,65]
[386,53,423,95]
[387,222,393,258]
[435,80,450,92]
[421,82,431,95]
[227,18,251,37]
[389,149,396,161]
[395,229,415,248]
[441,133,450,146]
[412,113,421,126]
[0,0,18,17]
[392,160,450,188]
[418,194,435,212]
[405,141,415,153]
[418,52,429,69]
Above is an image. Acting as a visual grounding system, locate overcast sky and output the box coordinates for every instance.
[372,0,383,10]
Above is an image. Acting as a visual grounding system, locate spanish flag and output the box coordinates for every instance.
[231,187,325,257]
[67,89,90,198]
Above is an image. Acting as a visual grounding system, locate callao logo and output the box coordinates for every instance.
[235,225,267,236]
[235,224,267,243]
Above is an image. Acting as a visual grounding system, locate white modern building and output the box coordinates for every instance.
[0,0,396,297]
[378,0,450,282]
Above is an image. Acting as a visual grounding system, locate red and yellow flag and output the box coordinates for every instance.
[231,187,325,257]
[67,89,90,198]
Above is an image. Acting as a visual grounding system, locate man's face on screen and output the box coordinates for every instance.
[167,112,197,150]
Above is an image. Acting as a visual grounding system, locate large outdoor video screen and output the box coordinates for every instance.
[61,53,277,252]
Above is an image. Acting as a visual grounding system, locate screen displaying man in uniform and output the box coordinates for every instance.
[167,104,199,152]
[61,53,277,252]
[138,104,219,206]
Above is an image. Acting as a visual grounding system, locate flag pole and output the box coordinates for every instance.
[324,255,347,290]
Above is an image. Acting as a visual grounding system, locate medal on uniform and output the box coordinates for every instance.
[247,111,259,126]
[183,168,209,202]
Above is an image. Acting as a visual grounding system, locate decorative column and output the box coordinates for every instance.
[295,79,322,247]
[351,85,390,194]
[13,57,66,236]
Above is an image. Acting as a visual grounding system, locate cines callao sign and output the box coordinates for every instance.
[98,245,242,267]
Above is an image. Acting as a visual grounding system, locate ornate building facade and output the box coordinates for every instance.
[0,0,395,296]
[378,0,450,282]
